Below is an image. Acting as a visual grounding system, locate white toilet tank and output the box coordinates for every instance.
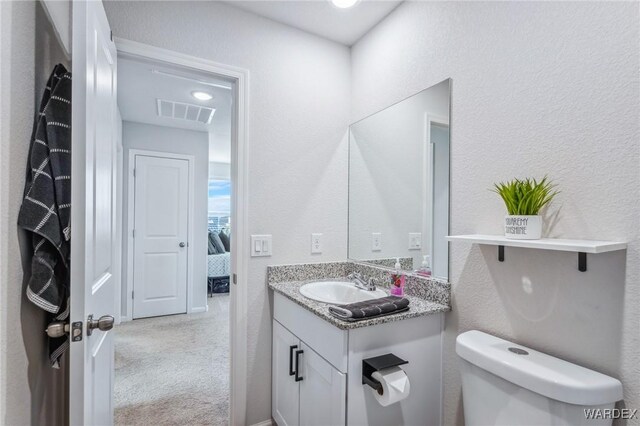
[456,331,623,426]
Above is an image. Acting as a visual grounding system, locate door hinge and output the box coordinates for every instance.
[110,30,113,41]
[133,168,136,177]
[233,273,237,285]
[132,229,135,238]
[131,290,134,299]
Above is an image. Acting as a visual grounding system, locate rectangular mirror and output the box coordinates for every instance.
[348,79,451,279]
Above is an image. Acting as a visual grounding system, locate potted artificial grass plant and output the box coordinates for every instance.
[492,177,558,240]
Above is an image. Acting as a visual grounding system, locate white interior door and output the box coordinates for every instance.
[69,1,118,424]
[133,154,189,319]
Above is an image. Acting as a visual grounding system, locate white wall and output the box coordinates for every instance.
[121,121,209,317]
[104,3,351,423]
[209,161,231,181]
[0,2,69,425]
[208,129,231,164]
[351,2,639,424]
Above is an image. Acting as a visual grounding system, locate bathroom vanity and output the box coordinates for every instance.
[269,79,453,425]
[269,262,450,426]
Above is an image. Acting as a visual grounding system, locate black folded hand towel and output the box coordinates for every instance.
[329,296,410,322]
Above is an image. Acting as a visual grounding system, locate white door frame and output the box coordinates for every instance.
[115,38,250,425]
[423,113,449,261]
[422,113,449,278]
[126,149,195,319]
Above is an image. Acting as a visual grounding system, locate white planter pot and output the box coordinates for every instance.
[504,215,542,240]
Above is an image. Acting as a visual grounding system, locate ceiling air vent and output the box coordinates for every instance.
[156,99,215,124]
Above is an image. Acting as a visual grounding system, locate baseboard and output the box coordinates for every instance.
[250,420,273,426]
[191,306,207,314]
[120,315,130,323]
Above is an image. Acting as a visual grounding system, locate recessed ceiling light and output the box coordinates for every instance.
[192,91,213,101]
[330,0,359,8]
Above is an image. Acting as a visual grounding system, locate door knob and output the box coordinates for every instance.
[45,321,69,338]
[87,314,114,336]
[179,242,186,247]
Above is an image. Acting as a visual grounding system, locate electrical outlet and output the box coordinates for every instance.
[311,233,322,254]
[408,232,422,250]
[251,235,272,257]
[372,233,382,252]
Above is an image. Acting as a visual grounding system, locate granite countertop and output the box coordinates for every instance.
[269,278,450,330]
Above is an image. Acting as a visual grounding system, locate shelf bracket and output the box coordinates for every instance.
[498,245,505,262]
[578,252,587,272]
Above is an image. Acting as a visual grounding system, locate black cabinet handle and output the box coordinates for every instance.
[288,345,298,376]
[294,349,304,382]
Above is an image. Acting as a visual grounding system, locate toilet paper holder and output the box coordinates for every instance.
[362,353,408,394]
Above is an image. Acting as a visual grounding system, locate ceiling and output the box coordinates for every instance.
[117,55,233,163]
[223,0,403,46]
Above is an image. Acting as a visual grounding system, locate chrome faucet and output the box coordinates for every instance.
[347,272,376,291]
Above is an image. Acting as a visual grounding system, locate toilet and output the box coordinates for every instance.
[456,331,623,426]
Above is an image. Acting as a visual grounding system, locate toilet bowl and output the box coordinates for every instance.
[456,331,623,426]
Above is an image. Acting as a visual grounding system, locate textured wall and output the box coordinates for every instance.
[0,3,33,423]
[351,2,639,424]
[0,2,69,425]
[120,121,210,318]
[104,2,351,423]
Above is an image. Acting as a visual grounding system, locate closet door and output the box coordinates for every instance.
[298,342,347,426]
[132,154,189,319]
[272,320,301,426]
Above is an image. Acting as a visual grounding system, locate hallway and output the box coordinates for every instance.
[114,295,230,425]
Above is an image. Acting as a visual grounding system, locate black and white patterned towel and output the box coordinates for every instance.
[329,296,410,322]
[18,64,72,367]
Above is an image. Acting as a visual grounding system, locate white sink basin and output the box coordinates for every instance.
[299,281,388,304]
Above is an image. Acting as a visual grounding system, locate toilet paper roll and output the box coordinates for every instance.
[371,366,411,407]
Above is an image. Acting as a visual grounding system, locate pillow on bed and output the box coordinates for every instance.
[208,232,219,255]
[219,230,231,252]
[211,232,226,254]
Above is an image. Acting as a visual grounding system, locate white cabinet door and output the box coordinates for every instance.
[133,155,189,319]
[299,342,347,426]
[273,320,300,426]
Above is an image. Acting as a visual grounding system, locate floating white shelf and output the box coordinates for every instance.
[446,234,627,272]
[446,235,627,253]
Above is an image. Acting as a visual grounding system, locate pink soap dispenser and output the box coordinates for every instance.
[390,257,406,296]
[417,255,432,277]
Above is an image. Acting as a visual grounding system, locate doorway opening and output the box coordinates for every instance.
[114,51,235,425]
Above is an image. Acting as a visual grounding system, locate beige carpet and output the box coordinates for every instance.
[114,295,230,425]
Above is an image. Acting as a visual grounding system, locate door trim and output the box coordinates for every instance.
[423,113,449,269]
[126,150,195,320]
[424,113,449,279]
[115,38,250,426]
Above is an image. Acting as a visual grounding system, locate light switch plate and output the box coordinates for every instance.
[311,233,322,254]
[408,232,422,250]
[372,233,382,252]
[251,235,272,257]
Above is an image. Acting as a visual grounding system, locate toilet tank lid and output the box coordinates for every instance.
[456,330,623,406]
